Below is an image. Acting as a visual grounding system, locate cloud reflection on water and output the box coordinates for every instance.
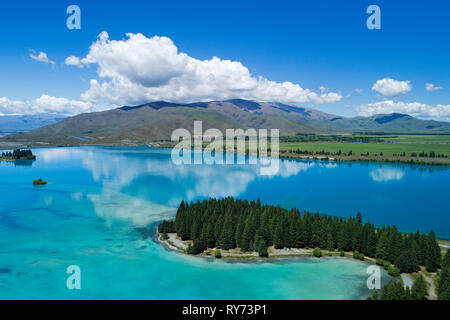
[370,167,405,182]
[35,147,340,225]
[39,147,316,200]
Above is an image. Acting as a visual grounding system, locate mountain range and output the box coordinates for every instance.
[1,99,449,146]
[0,114,65,135]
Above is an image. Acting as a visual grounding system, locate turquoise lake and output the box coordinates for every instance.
[1,146,449,299]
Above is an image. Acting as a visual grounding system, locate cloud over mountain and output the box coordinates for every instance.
[67,31,342,106]
[358,100,450,121]
[0,95,93,116]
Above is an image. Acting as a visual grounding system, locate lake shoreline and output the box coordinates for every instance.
[1,142,449,166]
[156,231,441,299]
[156,231,380,264]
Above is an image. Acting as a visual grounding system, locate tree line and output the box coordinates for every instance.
[1,149,34,160]
[158,197,442,274]
[367,274,428,300]
[368,249,450,300]
[438,249,450,300]
[279,135,382,143]
[282,148,448,158]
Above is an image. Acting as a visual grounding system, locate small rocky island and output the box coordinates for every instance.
[0,149,36,161]
[32,178,48,186]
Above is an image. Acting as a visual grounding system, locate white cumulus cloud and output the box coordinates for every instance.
[0,95,95,116]
[357,100,450,121]
[29,51,55,65]
[64,56,83,68]
[425,83,443,91]
[67,31,342,106]
[372,78,412,97]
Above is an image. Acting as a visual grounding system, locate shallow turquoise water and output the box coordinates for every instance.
[1,146,448,299]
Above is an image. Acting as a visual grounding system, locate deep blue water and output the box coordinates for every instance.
[0,146,448,299]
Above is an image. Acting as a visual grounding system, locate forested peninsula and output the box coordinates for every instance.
[158,197,450,299]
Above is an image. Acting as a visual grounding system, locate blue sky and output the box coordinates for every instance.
[0,0,449,120]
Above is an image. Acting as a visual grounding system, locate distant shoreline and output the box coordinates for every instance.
[1,142,449,167]
[278,152,450,166]
[156,142,450,166]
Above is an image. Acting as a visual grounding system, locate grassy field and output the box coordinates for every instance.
[382,135,450,144]
[280,135,450,157]
[157,134,450,165]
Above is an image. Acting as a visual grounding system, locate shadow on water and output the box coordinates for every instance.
[0,268,11,274]
[135,224,158,240]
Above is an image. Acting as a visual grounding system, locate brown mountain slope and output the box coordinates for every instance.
[2,99,449,146]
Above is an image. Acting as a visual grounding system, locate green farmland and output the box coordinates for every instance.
[280,135,450,157]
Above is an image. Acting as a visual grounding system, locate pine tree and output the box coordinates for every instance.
[425,231,441,272]
[437,249,450,300]
[380,280,405,300]
[273,220,285,249]
[303,217,312,247]
[387,227,403,262]
[417,234,428,265]
[403,286,411,300]
[337,223,352,252]
[214,214,224,244]
[319,221,328,249]
[326,224,335,251]
[257,237,269,257]
[394,250,419,273]
[288,219,298,248]
[367,290,380,300]
[411,275,428,300]
[352,228,363,253]
[235,218,244,248]
[376,232,389,261]
[293,222,304,248]
[241,220,254,252]
[356,212,362,225]
[205,222,215,248]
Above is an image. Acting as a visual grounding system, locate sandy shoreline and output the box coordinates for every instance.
[156,232,439,298]
[156,232,379,263]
